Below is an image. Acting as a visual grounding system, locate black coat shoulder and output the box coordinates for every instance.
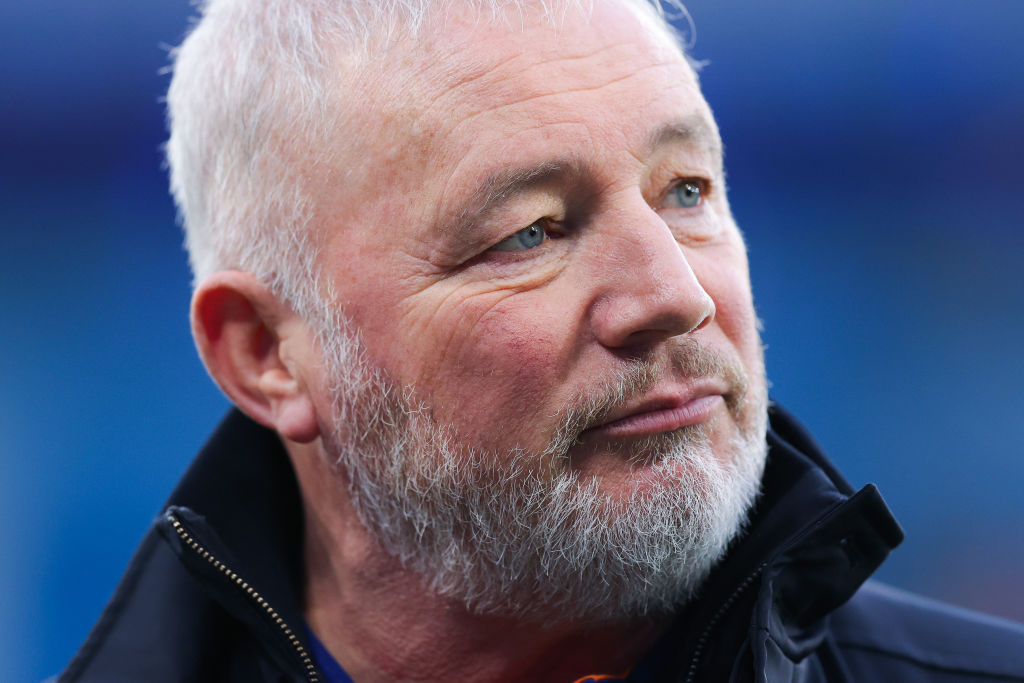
[830,581,1024,681]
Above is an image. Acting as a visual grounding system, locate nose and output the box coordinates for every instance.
[589,208,715,350]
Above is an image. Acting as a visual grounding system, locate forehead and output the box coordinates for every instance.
[317,0,718,244]
[408,3,705,149]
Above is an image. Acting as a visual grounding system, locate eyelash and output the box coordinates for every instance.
[481,174,712,259]
[661,177,711,209]
[489,218,565,253]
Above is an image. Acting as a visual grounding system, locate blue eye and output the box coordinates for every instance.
[491,222,547,251]
[666,181,703,208]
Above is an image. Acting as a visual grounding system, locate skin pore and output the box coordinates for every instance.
[196,1,769,681]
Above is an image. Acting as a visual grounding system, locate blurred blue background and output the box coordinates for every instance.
[2,1,1022,680]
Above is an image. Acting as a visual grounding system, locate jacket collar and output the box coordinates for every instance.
[156,405,903,682]
[156,409,316,681]
[655,403,904,681]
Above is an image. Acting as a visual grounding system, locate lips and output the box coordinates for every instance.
[581,384,727,441]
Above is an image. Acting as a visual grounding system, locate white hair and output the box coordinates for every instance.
[164,0,695,320]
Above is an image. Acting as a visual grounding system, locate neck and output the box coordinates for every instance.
[289,439,669,683]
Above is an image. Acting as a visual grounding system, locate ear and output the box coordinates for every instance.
[191,271,321,443]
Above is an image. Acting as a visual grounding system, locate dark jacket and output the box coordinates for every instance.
[59,406,1024,682]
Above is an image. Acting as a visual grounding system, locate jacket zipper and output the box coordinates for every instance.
[166,512,321,683]
[683,562,767,683]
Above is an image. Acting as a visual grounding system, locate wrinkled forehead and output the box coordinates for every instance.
[402,1,688,109]
[311,0,708,240]
[330,0,694,142]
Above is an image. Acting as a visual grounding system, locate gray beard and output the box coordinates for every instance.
[315,312,768,624]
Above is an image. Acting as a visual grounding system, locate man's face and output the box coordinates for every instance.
[303,1,768,619]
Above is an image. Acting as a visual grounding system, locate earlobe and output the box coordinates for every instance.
[257,368,320,443]
[191,271,321,443]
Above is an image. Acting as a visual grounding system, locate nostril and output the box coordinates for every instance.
[693,293,716,332]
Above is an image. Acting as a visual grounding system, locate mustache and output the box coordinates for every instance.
[546,339,749,458]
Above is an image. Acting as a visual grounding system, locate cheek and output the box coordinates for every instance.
[693,244,761,355]
[710,274,757,341]
[419,297,575,451]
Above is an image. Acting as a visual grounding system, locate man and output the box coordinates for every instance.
[59,0,1024,681]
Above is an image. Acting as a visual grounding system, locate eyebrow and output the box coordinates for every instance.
[447,158,584,241]
[644,117,723,163]
[443,118,722,243]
